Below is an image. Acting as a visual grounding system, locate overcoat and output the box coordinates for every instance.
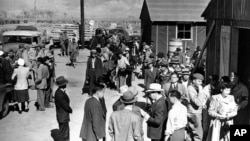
[144,68,159,90]
[80,97,106,141]
[147,97,168,140]
[85,57,103,95]
[54,89,72,123]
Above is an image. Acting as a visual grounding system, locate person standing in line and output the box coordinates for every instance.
[229,72,249,125]
[174,48,186,66]
[83,49,103,96]
[181,68,192,91]
[54,76,73,141]
[206,82,238,141]
[163,73,187,110]
[158,61,171,86]
[116,49,130,88]
[80,83,106,141]
[144,60,159,91]
[186,73,206,141]
[140,83,168,141]
[192,46,202,64]
[163,73,187,99]
[2,50,15,84]
[112,85,129,111]
[67,38,79,67]
[11,58,30,113]
[59,31,68,56]
[109,90,143,141]
[164,90,188,141]
[44,57,54,108]
[35,57,49,111]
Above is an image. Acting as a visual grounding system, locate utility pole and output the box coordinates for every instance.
[34,0,37,24]
[80,0,85,48]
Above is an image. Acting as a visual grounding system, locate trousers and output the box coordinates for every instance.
[59,122,70,141]
[187,113,203,141]
[37,89,45,110]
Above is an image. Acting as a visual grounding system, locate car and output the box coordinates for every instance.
[1,30,42,52]
[109,28,130,41]
[0,84,14,119]
[48,29,62,44]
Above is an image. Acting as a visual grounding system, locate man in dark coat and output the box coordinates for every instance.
[141,83,168,141]
[230,72,249,125]
[80,83,106,141]
[144,60,160,90]
[54,76,72,141]
[83,49,103,95]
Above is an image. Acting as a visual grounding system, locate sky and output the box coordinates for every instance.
[0,0,143,19]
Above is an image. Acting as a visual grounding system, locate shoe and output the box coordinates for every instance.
[23,109,29,112]
[34,102,39,110]
[58,54,61,56]
[38,109,45,111]
[45,105,54,108]
[18,110,22,114]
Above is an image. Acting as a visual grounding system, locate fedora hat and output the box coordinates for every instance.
[119,85,129,94]
[170,58,179,64]
[120,90,137,104]
[160,60,168,67]
[55,76,68,86]
[0,50,4,56]
[17,58,25,66]
[146,83,163,92]
[182,68,190,75]
[145,59,154,65]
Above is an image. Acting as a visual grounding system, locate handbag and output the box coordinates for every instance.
[82,77,90,94]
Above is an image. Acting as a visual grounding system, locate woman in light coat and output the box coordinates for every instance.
[206,83,238,141]
[12,58,31,114]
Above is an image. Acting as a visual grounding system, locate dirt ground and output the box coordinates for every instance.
[0,49,150,141]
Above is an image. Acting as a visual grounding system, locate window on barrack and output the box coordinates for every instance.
[177,24,192,40]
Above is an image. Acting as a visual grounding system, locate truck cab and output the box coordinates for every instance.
[1,30,42,52]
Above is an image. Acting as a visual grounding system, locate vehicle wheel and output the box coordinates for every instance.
[0,96,9,119]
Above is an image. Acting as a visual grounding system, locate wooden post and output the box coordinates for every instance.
[166,25,169,54]
[193,21,215,74]
[80,0,85,48]
[156,25,159,55]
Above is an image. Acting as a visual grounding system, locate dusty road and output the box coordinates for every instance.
[0,49,150,141]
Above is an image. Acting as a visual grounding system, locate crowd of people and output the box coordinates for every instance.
[78,32,249,141]
[1,27,249,141]
[0,42,56,113]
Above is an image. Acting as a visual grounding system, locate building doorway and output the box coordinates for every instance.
[237,28,250,85]
[237,28,250,124]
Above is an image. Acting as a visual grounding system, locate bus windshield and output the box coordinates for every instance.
[3,36,32,44]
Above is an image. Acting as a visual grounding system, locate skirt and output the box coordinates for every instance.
[170,128,185,141]
[14,89,29,103]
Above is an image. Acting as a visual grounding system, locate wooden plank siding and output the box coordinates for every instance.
[148,22,206,55]
[202,0,250,81]
[140,0,209,55]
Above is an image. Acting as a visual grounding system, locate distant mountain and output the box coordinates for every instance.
[0,0,143,19]
[84,0,143,19]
